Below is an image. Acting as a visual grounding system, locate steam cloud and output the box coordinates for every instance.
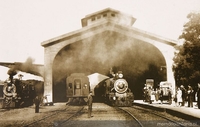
[53,31,165,83]
[7,57,44,78]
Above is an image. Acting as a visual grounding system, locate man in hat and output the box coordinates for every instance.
[180,85,186,106]
[34,96,40,113]
[197,83,200,109]
[87,91,93,118]
[187,85,194,107]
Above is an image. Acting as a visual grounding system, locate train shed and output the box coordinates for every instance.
[41,8,177,102]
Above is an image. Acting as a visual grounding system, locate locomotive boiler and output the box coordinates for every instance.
[66,73,90,105]
[95,71,134,107]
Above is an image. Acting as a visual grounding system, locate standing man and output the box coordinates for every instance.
[34,96,40,113]
[167,87,172,105]
[197,83,200,109]
[187,85,194,107]
[87,91,93,118]
[180,85,186,106]
[147,87,152,104]
[159,88,163,104]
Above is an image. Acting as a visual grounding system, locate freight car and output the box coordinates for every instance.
[66,73,90,105]
[95,71,134,107]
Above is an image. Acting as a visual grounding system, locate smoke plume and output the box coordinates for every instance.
[53,31,165,83]
[7,57,44,79]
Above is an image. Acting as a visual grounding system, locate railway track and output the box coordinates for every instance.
[23,105,84,127]
[117,107,144,127]
[119,105,197,127]
[2,102,198,127]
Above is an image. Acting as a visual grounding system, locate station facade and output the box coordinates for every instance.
[41,8,177,102]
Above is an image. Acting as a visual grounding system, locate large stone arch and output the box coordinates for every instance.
[41,8,177,102]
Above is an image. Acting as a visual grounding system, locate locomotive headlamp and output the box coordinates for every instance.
[6,79,11,83]
[118,74,123,78]
[113,96,116,100]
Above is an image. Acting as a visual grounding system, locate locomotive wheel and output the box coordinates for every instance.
[4,97,12,107]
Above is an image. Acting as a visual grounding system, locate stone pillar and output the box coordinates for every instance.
[43,48,54,102]
[166,60,176,96]
[44,65,53,102]
[152,40,176,97]
[165,47,176,97]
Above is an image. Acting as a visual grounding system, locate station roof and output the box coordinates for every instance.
[41,8,177,47]
[88,73,109,92]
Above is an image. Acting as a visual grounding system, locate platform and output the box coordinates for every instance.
[134,100,200,120]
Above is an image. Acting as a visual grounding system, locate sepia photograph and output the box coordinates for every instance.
[0,0,200,126]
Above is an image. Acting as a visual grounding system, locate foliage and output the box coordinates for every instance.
[173,12,200,88]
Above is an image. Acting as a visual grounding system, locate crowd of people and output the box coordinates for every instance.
[143,83,200,109]
[143,86,172,104]
[174,83,200,108]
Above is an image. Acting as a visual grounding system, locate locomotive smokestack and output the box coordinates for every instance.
[109,68,115,77]
[7,68,18,83]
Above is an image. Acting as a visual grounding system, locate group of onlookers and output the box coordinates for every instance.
[174,83,200,109]
[143,87,172,104]
[143,83,200,109]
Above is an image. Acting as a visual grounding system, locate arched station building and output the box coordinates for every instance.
[41,8,177,102]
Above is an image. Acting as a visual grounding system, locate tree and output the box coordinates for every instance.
[173,12,200,88]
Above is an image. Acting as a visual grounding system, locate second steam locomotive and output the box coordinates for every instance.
[0,76,43,108]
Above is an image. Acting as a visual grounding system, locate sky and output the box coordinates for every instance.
[0,0,200,80]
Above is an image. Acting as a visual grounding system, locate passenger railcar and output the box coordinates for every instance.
[96,71,134,107]
[66,73,90,105]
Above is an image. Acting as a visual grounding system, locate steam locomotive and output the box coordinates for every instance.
[66,73,90,105]
[95,71,134,107]
[0,75,44,108]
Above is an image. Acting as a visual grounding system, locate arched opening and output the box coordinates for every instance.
[52,31,166,102]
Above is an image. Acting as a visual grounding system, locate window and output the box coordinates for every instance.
[103,13,107,17]
[69,83,72,89]
[31,86,35,90]
[111,13,115,17]
[74,79,81,89]
[83,84,88,89]
[91,17,95,21]
[97,15,101,19]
